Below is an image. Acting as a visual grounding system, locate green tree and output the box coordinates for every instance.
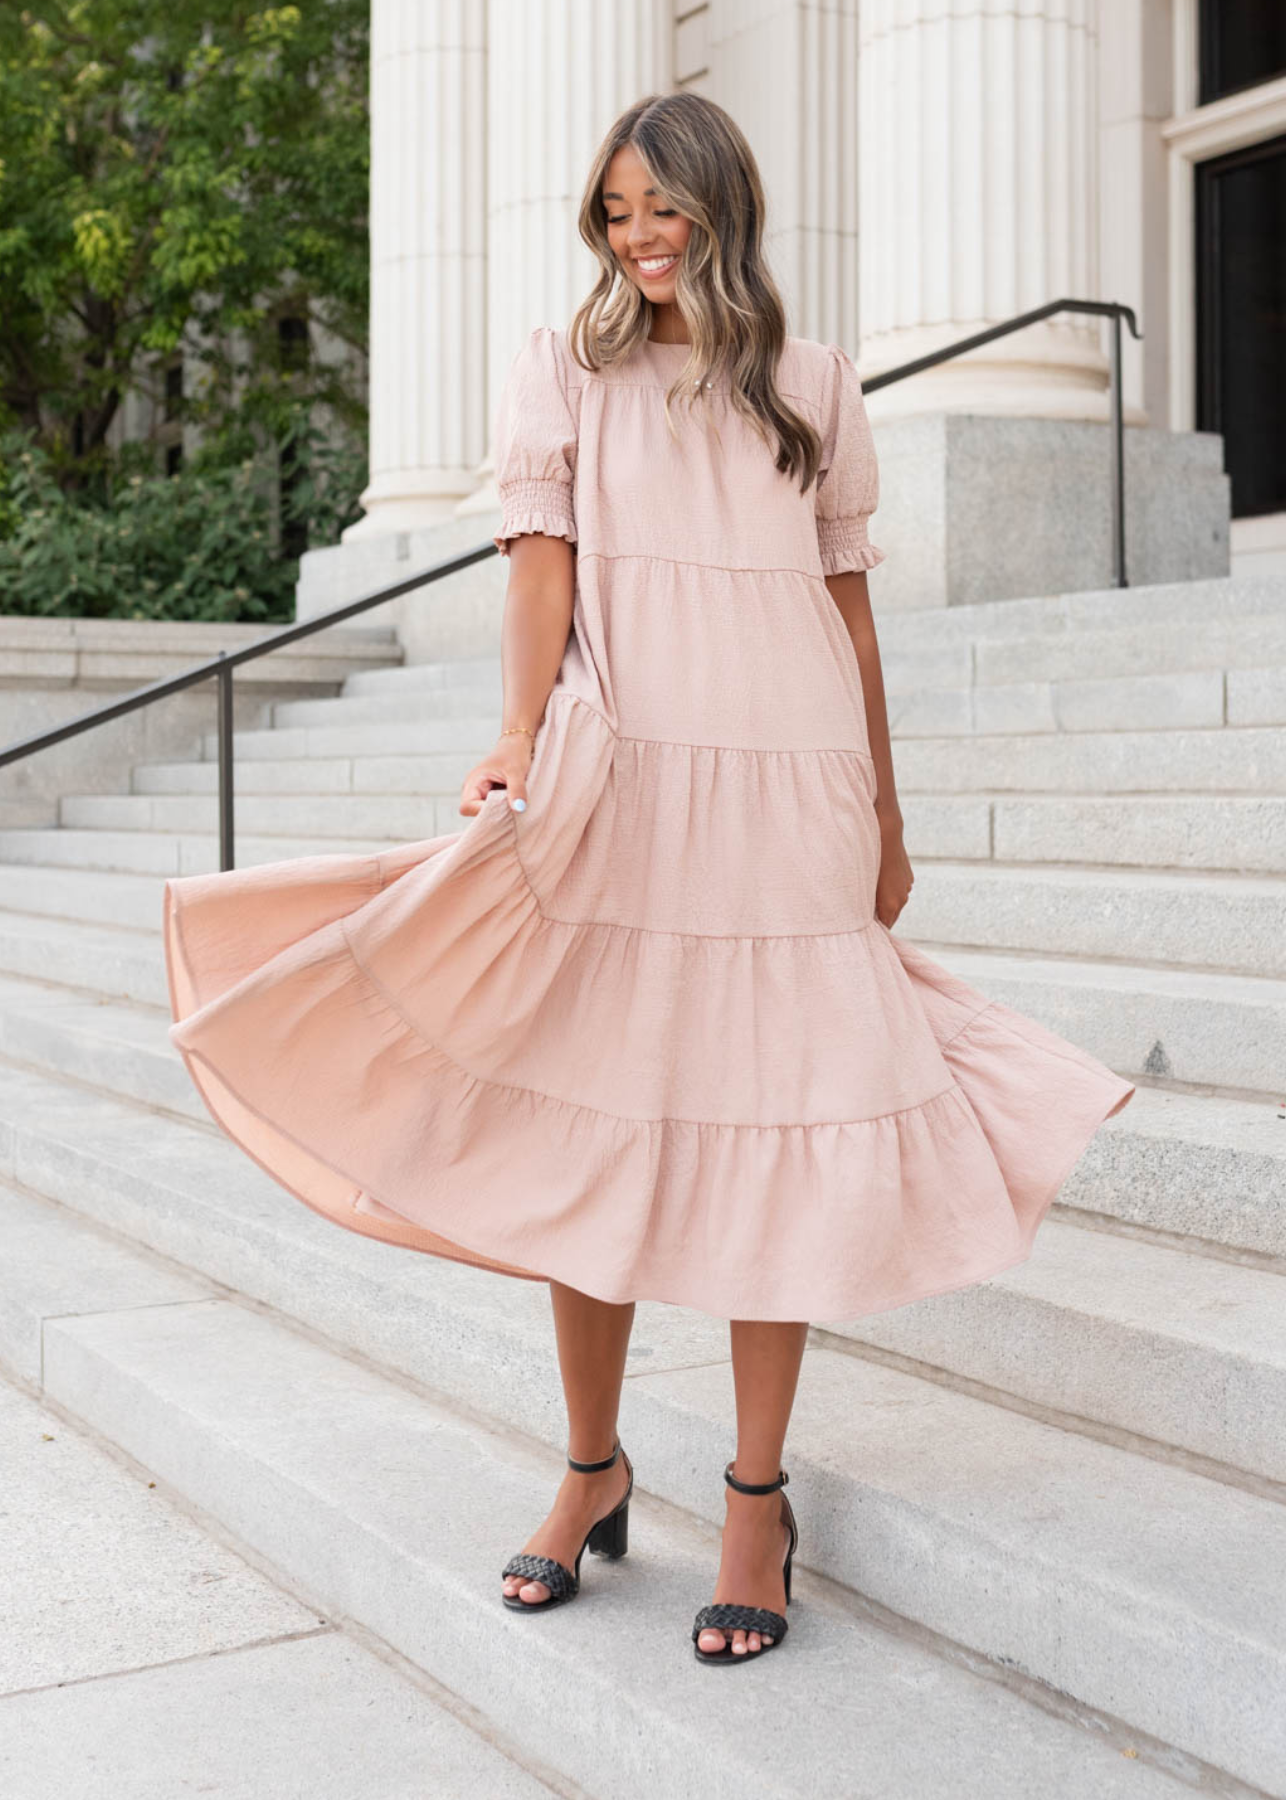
[0,2,369,483]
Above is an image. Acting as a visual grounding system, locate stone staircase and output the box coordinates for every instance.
[1,570,1284,1797]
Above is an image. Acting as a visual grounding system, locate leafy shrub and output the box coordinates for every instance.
[0,423,365,622]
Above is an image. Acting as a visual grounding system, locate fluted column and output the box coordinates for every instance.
[702,0,860,347]
[858,0,1106,419]
[483,0,672,439]
[345,0,487,540]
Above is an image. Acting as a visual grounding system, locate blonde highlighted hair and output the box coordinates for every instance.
[568,91,824,492]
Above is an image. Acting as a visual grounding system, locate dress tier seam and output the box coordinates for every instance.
[337,910,963,1132]
[573,548,869,583]
[508,691,877,938]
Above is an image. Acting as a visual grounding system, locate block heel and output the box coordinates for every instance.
[500,1438,633,1612]
[586,1490,629,1558]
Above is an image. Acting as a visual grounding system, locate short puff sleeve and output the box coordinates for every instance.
[491,325,578,558]
[813,342,886,576]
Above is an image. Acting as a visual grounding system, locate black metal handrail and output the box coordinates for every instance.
[0,297,1140,872]
[862,298,1141,593]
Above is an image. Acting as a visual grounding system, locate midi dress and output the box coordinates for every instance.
[162,324,1137,1324]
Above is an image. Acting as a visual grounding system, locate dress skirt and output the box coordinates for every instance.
[162,326,1136,1323]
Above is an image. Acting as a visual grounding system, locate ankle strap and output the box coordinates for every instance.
[724,1459,788,1495]
[567,1438,621,1473]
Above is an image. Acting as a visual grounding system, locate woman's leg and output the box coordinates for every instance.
[696,1318,809,1656]
[502,1279,636,1603]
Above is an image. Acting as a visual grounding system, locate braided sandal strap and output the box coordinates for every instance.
[501,1552,577,1600]
[692,1602,788,1641]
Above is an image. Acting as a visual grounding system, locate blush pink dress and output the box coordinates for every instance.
[162,325,1136,1323]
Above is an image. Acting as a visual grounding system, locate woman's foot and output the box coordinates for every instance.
[501,1448,632,1605]
[696,1483,792,1656]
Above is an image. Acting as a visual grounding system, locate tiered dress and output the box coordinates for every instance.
[162,326,1136,1323]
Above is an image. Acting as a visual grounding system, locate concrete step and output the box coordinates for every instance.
[893,724,1286,794]
[1,1344,556,1800]
[0,910,166,1005]
[0,1186,1194,1800]
[891,668,1235,736]
[908,791,1286,873]
[888,667,1286,735]
[903,860,1286,978]
[873,573,1286,648]
[897,613,1286,689]
[15,1187,1278,1794]
[926,940,1286,1096]
[130,749,481,798]
[200,712,502,763]
[0,961,1280,1260]
[57,790,468,842]
[270,684,502,729]
[824,1213,1286,1483]
[0,976,209,1121]
[0,826,400,877]
[342,654,502,696]
[3,1049,1280,1489]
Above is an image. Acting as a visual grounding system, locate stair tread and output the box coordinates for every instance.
[0,1182,1219,1797]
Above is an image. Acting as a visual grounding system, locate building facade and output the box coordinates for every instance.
[303,0,1285,622]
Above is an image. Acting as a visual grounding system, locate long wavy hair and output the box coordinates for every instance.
[568,92,823,492]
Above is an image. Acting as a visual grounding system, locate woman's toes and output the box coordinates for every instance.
[731,1630,747,1655]
[519,1579,550,1603]
[698,1627,727,1654]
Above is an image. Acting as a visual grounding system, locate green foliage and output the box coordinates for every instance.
[0,422,366,621]
[0,2,369,473]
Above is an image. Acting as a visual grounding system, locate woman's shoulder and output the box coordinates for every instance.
[777,334,847,410]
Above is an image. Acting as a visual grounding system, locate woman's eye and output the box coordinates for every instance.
[606,210,676,224]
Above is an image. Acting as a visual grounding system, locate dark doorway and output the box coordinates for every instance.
[1199,2,1286,105]
[1196,133,1286,518]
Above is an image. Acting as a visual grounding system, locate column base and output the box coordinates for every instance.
[868,415,1231,611]
[295,510,506,663]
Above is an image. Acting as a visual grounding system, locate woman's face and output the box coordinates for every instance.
[602,143,692,306]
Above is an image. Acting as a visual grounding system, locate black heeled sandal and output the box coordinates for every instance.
[500,1438,633,1612]
[691,1460,798,1665]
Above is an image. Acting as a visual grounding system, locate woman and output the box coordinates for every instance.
[163,93,1136,1668]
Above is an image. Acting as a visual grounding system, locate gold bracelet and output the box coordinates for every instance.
[500,725,536,750]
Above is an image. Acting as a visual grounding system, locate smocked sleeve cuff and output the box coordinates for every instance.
[817,515,886,577]
[493,477,577,557]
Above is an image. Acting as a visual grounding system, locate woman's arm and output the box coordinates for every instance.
[825,567,915,926]
[458,534,575,816]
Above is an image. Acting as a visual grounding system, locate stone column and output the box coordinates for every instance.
[702,0,861,347]
[482,0,672,454]
[343,0,487,542]
[858,0,1106,419]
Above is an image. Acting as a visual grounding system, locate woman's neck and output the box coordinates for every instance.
[647,304,690,345]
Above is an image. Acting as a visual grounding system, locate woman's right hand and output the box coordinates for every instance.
[458,731,536,817]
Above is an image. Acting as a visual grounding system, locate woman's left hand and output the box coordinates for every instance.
[874,812,915,928]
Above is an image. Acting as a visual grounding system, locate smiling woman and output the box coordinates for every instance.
[161,88,1136,1669]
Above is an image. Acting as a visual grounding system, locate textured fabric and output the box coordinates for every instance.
[162,324,1137,1322]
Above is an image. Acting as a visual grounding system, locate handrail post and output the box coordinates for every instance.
[216,655,235,872]
[1108,308,1128,589]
